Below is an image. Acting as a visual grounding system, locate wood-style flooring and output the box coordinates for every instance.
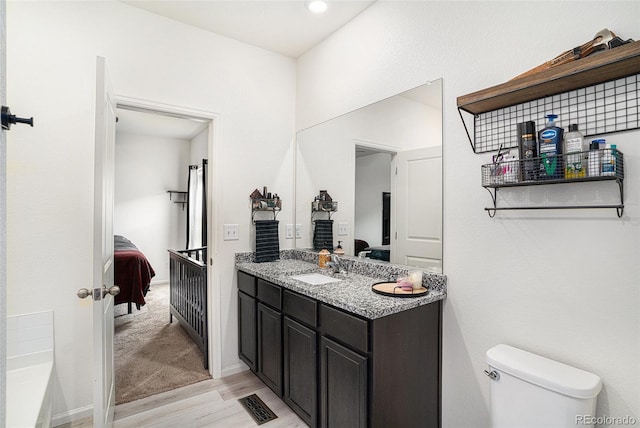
[57,370,307,427]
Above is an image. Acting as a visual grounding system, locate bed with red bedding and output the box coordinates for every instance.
[114,235,155,311]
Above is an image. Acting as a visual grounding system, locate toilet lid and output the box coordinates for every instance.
[486,344,602,399]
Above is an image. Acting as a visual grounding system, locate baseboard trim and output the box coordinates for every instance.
[52,404,92,427]
[220,361,249,378]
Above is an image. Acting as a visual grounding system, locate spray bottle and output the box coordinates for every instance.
[538,114,564,179]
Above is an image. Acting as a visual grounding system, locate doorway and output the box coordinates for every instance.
[112,99,216,404]
[354,144,394,260]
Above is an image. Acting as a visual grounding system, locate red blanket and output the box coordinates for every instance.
[114,236,155,307]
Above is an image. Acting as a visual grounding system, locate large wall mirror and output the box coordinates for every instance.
[295,79,443,272]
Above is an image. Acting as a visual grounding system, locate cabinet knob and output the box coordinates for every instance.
[2,106,34,130]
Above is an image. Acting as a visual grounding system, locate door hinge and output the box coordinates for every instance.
[395,166,398,175]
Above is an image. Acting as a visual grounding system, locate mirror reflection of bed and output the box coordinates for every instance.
[112,106,211,405]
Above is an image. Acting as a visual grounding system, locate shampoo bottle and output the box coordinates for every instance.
[538,114,564,179]
[564,124,586,179]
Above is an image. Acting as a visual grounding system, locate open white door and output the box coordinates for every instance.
[92,56,117,428]
[391,146,442,271]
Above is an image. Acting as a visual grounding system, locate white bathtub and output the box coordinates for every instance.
[6,311,54,428]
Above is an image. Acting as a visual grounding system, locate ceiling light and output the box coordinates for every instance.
[306,0,328,14]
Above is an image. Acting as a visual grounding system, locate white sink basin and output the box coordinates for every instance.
[290,273,341,285]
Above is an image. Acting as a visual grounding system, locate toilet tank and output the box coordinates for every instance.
[486,344,602,428]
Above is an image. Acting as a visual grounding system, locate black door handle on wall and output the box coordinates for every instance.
[2,105,33,130]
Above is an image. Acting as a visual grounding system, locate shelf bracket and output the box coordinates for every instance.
[457,107,476,153]
[616,179,624,218]
[484,187,498,218]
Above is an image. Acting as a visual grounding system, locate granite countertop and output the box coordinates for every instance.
[235,250,447,320]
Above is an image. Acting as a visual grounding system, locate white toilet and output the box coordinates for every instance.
[486,344,602,428]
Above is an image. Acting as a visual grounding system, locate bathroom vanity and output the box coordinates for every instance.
[236,250,446,427]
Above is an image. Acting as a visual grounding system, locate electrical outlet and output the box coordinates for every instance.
[295,224,302,238]
[285,224,294,239]
[338,222,349,236]
[223,224,239,241]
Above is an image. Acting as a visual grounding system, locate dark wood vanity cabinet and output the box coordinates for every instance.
[283,316,317,426]
[237,272,257,371]
[320,336,367,428]
[257,302,283,396]
[237,270,443,428]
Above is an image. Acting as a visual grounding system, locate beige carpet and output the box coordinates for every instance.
[114,282,211,405]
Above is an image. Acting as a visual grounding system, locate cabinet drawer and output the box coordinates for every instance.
[257,279,282,310]
[319,304,368,354]
[237,271,256,296]
[283,290,317,327]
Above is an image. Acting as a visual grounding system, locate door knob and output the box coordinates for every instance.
[102,285,120,298]
[77,288,92,299]
[2,106,34,130]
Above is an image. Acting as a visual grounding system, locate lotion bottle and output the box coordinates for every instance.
[538,114,564,179]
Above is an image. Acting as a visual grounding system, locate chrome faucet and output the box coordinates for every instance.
[327,254,345,273]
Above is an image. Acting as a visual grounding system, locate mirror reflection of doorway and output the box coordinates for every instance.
[382,192,390,245]
[354,145,394,260]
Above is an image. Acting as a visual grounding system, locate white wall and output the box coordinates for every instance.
[6,0,295,422]
[115,132,191,282]
[190,127,208,165]
[297,1,639,426]
[0,0,6,423]
[355,153,391,247]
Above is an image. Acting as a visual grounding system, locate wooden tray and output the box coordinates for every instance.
[371,282,428,298]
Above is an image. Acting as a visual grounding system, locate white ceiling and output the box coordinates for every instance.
[116,0,376,139]
[120,0,376,58]
[116,107,209,140]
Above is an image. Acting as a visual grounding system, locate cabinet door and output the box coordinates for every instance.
[284,317,317,427]
[320,337,367,428]
[257,302,283,396]
[238,291,257,371]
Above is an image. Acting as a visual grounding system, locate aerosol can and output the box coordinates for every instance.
[538,114,564,179]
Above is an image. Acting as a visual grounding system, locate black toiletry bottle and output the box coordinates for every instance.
[518,121,538,181]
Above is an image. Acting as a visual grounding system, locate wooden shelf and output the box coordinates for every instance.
[457,41,640,115]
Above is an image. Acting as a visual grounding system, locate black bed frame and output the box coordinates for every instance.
[168,247,208,370]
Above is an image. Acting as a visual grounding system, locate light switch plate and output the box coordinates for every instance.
[338,222,349,236]
[285,224,294,239]
[223,224,239,241]
[296,224,302,238]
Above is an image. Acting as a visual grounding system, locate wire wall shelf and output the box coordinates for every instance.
[465,73,640,154]
[481,149,624,217]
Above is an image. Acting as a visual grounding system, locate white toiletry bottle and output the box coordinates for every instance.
[588,139,602,177]
[564,124,585,179]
